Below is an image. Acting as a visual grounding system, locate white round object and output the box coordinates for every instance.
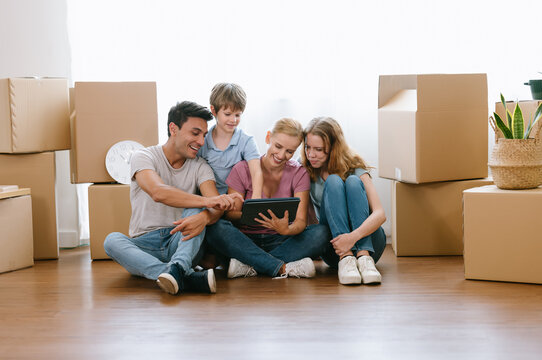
[105,140,144,184]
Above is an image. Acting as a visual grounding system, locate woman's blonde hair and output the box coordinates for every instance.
[271,117,304,143]
[301,117,372,181]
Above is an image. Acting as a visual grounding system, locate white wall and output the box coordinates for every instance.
[0,0,80,248]
[68,0,542,235]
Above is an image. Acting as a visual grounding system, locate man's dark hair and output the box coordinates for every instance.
[167,101,214,137]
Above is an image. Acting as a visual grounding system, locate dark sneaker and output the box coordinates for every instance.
[184,269,216,294]
[157,263,184,295]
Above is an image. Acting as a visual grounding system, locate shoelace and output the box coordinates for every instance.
[243,267,257,277]
[359,256,375,273]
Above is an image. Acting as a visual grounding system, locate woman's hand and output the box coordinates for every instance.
[330,232,358,257]
[254,210,290,235]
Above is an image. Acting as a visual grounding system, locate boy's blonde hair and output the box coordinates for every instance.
[209,83,247,113]
[271,118,304,143]
[301,116,372,181]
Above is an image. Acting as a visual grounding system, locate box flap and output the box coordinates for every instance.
[417,74,487,111]
[379,89,417,111]
[378,75,417,108]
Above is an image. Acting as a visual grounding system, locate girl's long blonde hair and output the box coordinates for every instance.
[301,117,372,181]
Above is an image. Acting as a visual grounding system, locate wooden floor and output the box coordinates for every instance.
[1,245,541,360]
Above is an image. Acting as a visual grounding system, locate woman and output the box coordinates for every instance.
[205,118,330,278]
[301,117,386,285]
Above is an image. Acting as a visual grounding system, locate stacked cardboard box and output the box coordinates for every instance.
[70,82,158,259]
[88,184,131,260]
[0,187,33,273]
[463,185,542,284]
[0,78,70,260]
[378,74,491,256]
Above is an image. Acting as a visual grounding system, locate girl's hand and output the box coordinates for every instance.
[254,210,290,235]
[330,232,357,257]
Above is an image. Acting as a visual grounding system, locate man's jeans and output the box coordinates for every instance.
[104,208,205,280]
[206,220,331,277]
[319,174,386,268]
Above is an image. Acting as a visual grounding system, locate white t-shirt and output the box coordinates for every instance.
[129,145,215,237]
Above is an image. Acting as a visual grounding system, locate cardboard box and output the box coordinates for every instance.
[70,82,158,183]
[0,188,34,273]
[378,74,488,183]
[0,152,58,259]
[494,100,542,139]
[88,184,131,260]
[391,178,493,256]
[463,185,542,284]
[0,78,70,153]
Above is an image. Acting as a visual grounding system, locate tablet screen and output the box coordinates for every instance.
[240,197,300,226]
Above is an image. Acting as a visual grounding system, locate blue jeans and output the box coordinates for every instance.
[104,208,205,280]
[319,174,386,268]
[205,219,331,277]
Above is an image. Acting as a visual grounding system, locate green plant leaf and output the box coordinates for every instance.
[500,93,513,127]
[493,112,513,139]
[533,102,542,123]
[525,102,542,138]
[512,104,524,139]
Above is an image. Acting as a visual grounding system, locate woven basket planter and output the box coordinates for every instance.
[489,138,542,189]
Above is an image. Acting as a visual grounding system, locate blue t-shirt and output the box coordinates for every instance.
[198,126,260,194]
[310,168,368,221]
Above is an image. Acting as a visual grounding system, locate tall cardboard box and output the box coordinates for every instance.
[0,152,58,259]
[0,188,34,273]
[391,178,493,256]
[463,185,542,284]
[378,74,488,183]
[0,78,70,153]
[88,184,131,260]
[70,82,158,183]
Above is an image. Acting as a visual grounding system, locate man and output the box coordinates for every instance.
[104,101,241,295]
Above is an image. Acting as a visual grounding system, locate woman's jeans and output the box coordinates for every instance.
[319,174,386,268]
[104,208,205,280]
[205,220,331,277]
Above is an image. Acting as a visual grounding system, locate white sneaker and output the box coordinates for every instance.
[283,257,316,278]
[338,256,362,285]
[227,258,257,279]
[357,255,382,284]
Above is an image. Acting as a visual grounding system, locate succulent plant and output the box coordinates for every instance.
[491,93,542,139]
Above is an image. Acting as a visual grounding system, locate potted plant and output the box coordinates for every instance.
[488,94,542,189]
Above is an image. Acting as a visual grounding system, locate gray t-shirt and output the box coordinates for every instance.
[129,145,215,237]
[310,168,368,221]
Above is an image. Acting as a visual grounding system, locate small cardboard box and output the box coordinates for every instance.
[494,100,542,139]
[378,74,488,183]
[0,152,58,259]
[0,188,34,273]
[88,184,131,260]
[391,178,493,256]
[463,185,542,284]
[0,78,70,153]
[70,82,158,183]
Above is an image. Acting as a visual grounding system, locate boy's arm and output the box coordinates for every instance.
[247,158,263,199]
[169,180,242,240]
[223,188,245,222]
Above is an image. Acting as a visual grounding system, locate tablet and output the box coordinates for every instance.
[240,197,300,226]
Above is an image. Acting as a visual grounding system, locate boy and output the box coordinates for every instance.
[198,83,263,199]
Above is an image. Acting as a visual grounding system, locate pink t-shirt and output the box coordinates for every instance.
[226,158,310,234]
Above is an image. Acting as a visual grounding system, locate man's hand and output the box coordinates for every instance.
[203,193,243,211]
[330,232,357,257]
[170,211,209,240]
[254,210,290,235]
